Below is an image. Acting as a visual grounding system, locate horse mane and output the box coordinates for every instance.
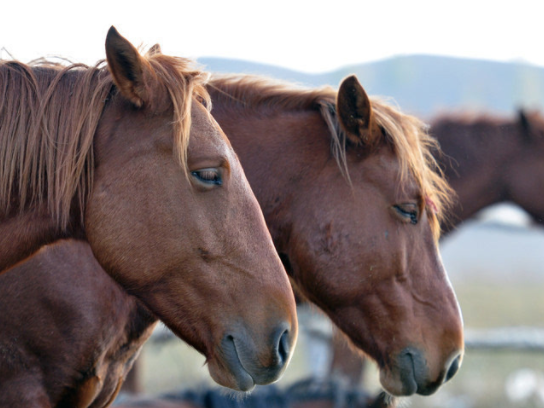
[0,51,210,231]
[209,74,337,112]
[431,111,514,127]
[208,74,453,239]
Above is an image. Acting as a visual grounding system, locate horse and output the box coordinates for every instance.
[0,27,298,394]
[431,110,544,232]
[205,73,464,398]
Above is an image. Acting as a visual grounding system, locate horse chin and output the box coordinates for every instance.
[207,354,256,392]
[379,367,418,397]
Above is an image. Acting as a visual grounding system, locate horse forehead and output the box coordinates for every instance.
[351,149,400,181]
[350,151,419,197]
[191,104,222,136]
[189,104,231,154]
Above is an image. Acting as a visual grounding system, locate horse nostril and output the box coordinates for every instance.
[270,322,292,370]
[445,354,462,383]
[277,328,290,364]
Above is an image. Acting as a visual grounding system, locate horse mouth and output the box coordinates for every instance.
[220,335,256,392]
[377,349,420,396]
[379,365,417,397]
[379,347,456,397]
[397,351,419,395]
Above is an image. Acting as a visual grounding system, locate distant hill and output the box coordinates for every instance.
[198,55,544,118]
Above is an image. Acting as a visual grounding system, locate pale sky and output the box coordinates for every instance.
[1,0,542,73]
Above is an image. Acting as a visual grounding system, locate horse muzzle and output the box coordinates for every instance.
[210,321,294,391]
[380,347,463,396]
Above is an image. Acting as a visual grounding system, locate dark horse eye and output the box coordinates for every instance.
[191,168,222,186]
[394,204,419,225]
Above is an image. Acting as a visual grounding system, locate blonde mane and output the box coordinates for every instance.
[0,52,209,231]
[209,74,453,239]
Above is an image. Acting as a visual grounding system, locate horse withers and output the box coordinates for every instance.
[0,27,297,395]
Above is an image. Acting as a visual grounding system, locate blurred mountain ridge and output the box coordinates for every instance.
[199,54,544,118]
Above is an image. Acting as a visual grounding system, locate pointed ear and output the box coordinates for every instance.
[337,75,380,145]
[147,43,162,57]
[518,109,538,144]
[105,26,147,107]
[517,108,534,144]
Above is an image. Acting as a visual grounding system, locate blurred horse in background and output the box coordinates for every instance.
[432,110,544,232]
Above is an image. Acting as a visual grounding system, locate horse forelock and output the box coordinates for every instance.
[208,74,336,113]
[0,53,209,231]
[145,52,211,173]
[370,100,454,240]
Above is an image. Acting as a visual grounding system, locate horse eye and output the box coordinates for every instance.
[191,168,222,186]
[393,204,419,225]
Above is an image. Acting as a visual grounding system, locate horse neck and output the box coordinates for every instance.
[432,118,521,233]
[212,103,329,252]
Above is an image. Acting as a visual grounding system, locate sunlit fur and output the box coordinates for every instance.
[0,53,209,230]
[209,74,453,240]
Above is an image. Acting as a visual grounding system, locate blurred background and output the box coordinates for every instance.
[3,1,543,407]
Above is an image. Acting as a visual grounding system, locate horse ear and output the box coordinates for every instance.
[147,44,162,57]
[518,108,534,144]
[337,75,380,145]
[105,26,147,108]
